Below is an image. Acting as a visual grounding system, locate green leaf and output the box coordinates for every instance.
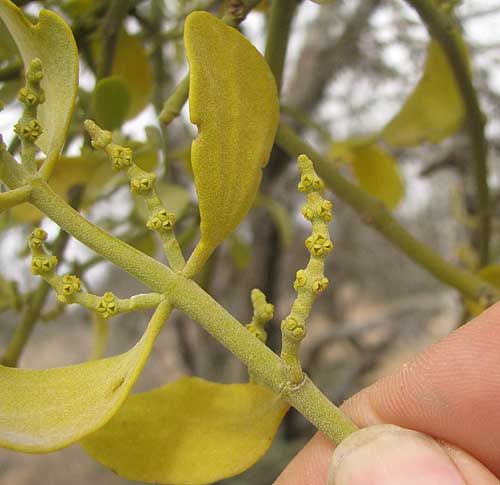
[382,39,467,147]
[255,194,293,248]
[0,0,79,175]
[183,11,279,276]
[110,30,153,118]
[229,233,252,270]
[134,182,191,227]
[81,377,289,485]
[93,75,131,131]
[0,78,22,105]
[351,144,404,209]
[11,155,106,222]
[0,17,18,60]
[0,301,171,453]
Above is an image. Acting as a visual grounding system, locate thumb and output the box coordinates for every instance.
[328,424,466,485]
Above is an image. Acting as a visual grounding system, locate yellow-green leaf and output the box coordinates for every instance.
[184,11,279,276]
[351,144,404,209]
[93,75,131,131]
[382,39,466,147]
[81,377,289,484]
[11,155,106,222]
[0,301,170,453]
[255,194,293,248]
[111,30,153,118]
[229,233,252,270]
[0,1,78,175]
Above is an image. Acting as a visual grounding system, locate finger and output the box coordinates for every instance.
[275,303,500,483]
[343,302,500,476]
[328,424,498,485]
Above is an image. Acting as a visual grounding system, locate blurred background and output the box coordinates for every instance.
[1,0,500,483]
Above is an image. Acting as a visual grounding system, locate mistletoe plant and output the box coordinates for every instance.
[0,2,357,484]
[0,0,498,483]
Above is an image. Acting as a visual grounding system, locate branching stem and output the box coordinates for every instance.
[404,0,491,266]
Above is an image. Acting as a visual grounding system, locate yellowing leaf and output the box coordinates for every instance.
[351,144,404,209]
[81,377,289,485]
[184,11,279,276]
[382,39,466,147]
[111,30,153,118]
[93,75,131,131]
[0,0,78,176]
[0,301,171,453]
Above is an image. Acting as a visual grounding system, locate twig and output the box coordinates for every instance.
[264,0,298,93]
[275,123,500,305]
[97,0,131,79]
[405,0,491,267]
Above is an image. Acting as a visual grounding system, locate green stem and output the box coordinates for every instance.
[1,282,50,367]
[264,0,297,92]
[97,0,131,79]
[0,185,31,212]
[404,0,490,267]
[1,189,81,366]
[275,123,500,304]
[159,74,190,125]
[28,176,357,443]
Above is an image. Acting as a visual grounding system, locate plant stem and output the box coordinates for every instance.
[264,0,297,92]
[0,185,31,212]
[275,123,500,304]
[27,176,357,443]
[405,0,490,267]
[1,281,50,367]
[1,188,82,366]
[97,0,131,79]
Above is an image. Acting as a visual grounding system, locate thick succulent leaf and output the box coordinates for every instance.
[0,301,171,453]
[185,11,279,274]
[0,0,78,174]
[382,39,466,147]
[351,144,404,209]
[0,17,18,60]
[93,75,131,131]
[111,30,153,118]
[81,377,289,485]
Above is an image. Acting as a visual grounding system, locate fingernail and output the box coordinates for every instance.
[328,424,466,485]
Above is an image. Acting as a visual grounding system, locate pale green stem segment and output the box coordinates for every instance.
[159,0,263,125]
[0,185,31,212]
[0,135,28,188]
[84,120,186,272]
[264,0,297,93]
[28,228,162,318]
[26,176,357,444]
[281,155,333,385]
[404,0,490,267]
[14,58,45,173]
[276,123,500,306]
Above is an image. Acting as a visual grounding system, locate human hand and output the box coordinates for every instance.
[275,303,500,484]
